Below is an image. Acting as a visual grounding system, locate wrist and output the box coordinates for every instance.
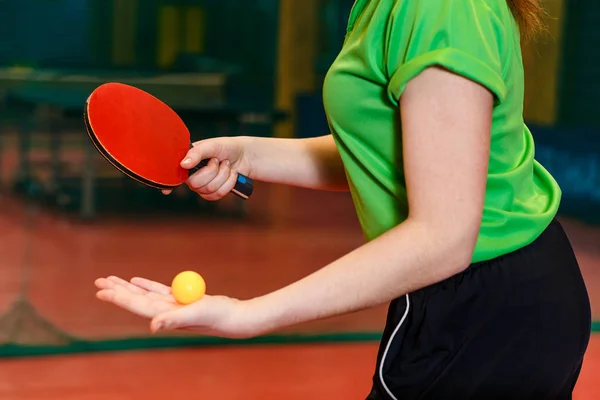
[241,295,283,336]
[237,135,259,179]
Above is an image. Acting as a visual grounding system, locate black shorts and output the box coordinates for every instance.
[367,219,592,400]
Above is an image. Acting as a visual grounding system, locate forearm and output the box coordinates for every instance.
[242,134,349,191]
[248,218,475,334]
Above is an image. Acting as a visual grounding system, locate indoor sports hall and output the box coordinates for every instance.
[0,1,599,399]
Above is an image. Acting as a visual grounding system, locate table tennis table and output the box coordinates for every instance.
[0,67,283,219]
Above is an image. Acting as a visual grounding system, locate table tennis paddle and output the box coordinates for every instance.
[83,82,253,199]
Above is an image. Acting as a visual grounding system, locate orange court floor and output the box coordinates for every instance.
[0,338,598,400]
[0,177,599,399]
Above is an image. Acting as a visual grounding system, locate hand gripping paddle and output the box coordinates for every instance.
[83,82,253,199]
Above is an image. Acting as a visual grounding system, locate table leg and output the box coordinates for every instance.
[47,107,62,195]
[15,111,35,194]
[0,123,3,189]
[80,137,96,220]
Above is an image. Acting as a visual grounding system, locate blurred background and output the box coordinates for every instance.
[0,0,598,399]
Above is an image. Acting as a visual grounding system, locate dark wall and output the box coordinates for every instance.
[557,0,600,126]
[0,0,91,67]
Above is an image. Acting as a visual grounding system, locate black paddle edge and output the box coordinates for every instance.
[83,103,177,191]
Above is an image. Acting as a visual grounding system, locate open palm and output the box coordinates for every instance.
[95,276,256,338]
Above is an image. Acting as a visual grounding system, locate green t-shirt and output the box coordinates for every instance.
[323,0,562,263]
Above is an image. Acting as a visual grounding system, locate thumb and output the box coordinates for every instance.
[150,301,209,333]
[182,139,222,170]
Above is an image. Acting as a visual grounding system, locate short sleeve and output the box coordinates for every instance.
[386,0,508,105]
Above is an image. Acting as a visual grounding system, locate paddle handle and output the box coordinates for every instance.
[190,159,254,200]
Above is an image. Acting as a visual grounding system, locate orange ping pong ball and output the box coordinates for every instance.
[171,271,206,305]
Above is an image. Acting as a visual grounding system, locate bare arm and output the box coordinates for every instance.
[179,133,348,199]
[242,134,349,191]
[94,66,495,339]
[246,66,492,334]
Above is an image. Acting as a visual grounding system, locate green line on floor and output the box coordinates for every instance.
[1,323,598,359]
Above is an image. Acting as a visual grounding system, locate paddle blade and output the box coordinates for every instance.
[85,83,189,188]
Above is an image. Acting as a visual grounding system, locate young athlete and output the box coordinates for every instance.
[95,1,591,397]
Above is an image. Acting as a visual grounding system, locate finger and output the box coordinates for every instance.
[162,189,172,195]
[187,158,219,191]
[202,168,238,201]
[144,291,176,302]
[129,278,175,303]
[95,277,113,290]
[96,286,176,319]
[97,278,171,303]
[182,139,222,170]
[107,276,147,294]
[95,277,128,291]
[130,277,172,295]
[96,288,158,319]
[198,160,231,195]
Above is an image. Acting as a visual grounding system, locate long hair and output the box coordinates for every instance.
[507,0,546,39]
